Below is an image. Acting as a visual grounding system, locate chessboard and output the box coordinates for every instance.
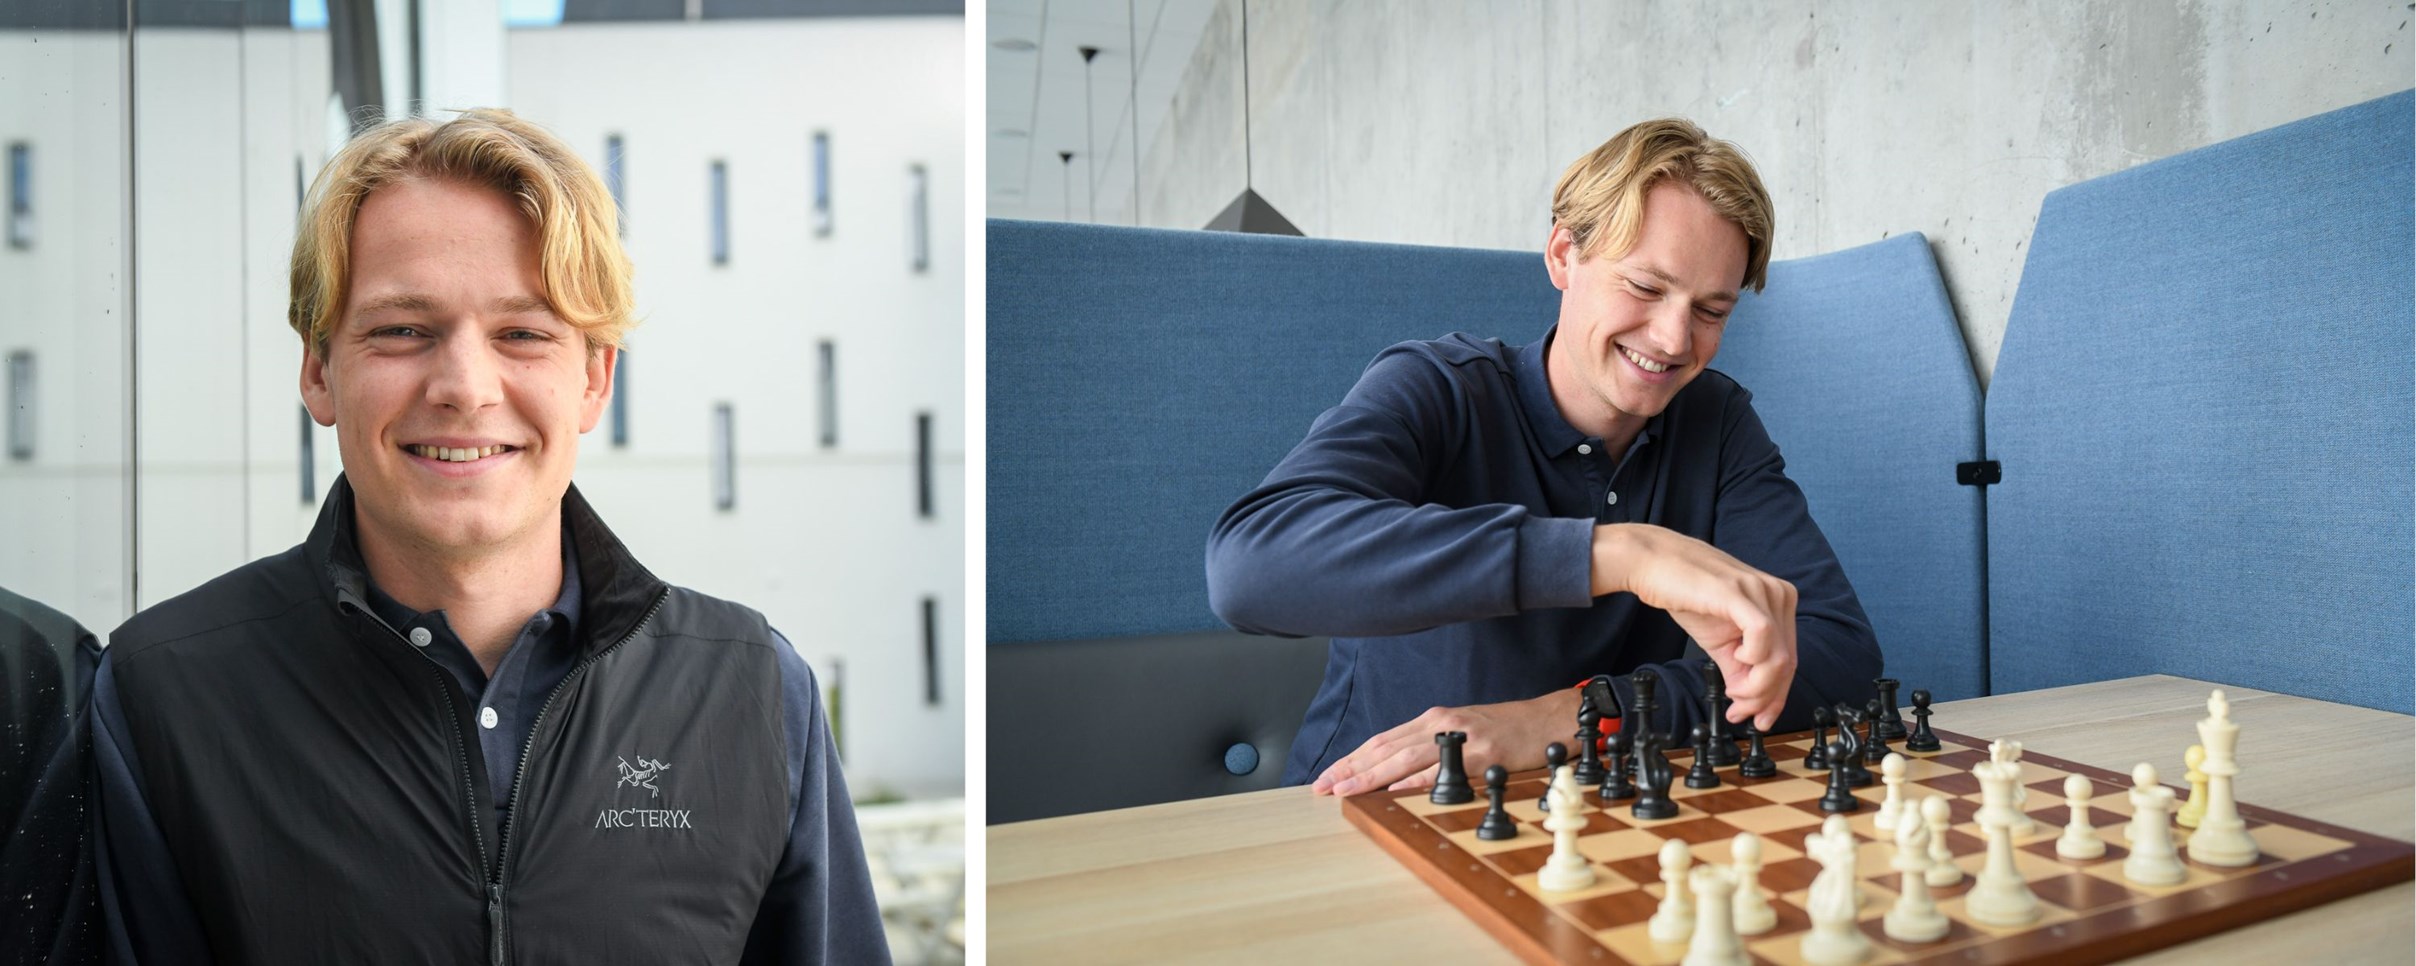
[1339,726,2415,965]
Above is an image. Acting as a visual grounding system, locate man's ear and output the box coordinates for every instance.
[578,344,618,435]
[300,344,338,427]
[1544,225,1579,291]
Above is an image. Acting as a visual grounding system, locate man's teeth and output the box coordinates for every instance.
[409,445,508,462]
[1622,347,1672,373]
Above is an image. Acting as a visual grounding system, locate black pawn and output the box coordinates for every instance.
[1476,765,1517,841]
[1862,698,1894,764]
[1684,723,1721,789]
[1537,741,1567,812]
[1429,731,1474,805]
[1905,689,1942,752]
[1803,704,1834,770]
[1571,699,1607,786]
[1738,720,1778,779]
[1874,677,1908,740]
[1817,739,1861,812]
[1630,730,1678,821]
[1702,663,1740,767]
[1599,729,1636,800]
[1835,707,1873,788]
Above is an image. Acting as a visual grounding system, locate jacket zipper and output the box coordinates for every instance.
[487,589,669,966]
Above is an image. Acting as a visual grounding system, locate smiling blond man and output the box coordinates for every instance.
[1208,119,1883,795]
[92,110,887,965]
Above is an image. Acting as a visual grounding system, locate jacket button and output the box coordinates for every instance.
[408,627,432,647]
[480,707,499,729]
[1606,491,1619,507]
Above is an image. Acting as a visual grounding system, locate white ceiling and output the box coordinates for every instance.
[986,0,1217,224]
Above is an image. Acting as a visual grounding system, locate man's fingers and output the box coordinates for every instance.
[1333,740,1438,797]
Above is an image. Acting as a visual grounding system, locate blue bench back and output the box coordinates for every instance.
[1986,90,2414,712]
[1714,233,1987,701]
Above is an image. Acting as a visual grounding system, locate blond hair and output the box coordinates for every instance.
[1551,118,1774,292]
[290,108,632,356]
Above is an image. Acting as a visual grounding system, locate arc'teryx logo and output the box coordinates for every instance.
[596,754,693,830]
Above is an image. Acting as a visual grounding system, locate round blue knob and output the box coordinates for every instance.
[1223,742,1260,776]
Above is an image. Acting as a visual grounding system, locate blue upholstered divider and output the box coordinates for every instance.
[986,220,1559,642]
[1713,234,1987,702]
[1987,91,2414,713]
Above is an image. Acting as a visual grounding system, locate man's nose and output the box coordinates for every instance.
[1642,301,1693,359]
[425,330,504,412]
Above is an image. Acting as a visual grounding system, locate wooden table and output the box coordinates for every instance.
[988,675,2415,964]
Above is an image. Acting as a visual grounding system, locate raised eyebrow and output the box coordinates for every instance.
[1629,264,1739,304]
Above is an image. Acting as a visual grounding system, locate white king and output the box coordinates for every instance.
[2184,690,2259,866]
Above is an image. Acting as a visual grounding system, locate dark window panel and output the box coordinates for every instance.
[920,596,940,707]
[812,130,832,238]
[7,351,34,461]
[8,143,32,250]
[816,340,836,448]
[907,163,928,273]
[712,402,735,510]
[915,410,932,518]
[709,160,729,266]
[298,404,315,504]
[610,345,630,447]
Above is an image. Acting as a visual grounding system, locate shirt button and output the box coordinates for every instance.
[1577,444,1592,455]
[1606,491,1619,507]
[408,627,432,647]
[480,707,499,729]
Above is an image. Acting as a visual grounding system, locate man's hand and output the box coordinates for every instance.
[1591,523,1798,731]
[1311,688,1581,797]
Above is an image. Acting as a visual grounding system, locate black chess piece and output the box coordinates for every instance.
[1627,670,1663,789]
[1571,698,1607,786]
[1862,698,1894,764]
[1599,729,1637,800]
[1476,765,1517,841]
[1738,719,1778,779]
[1835,706,1873,788]
[1803,704,1834,770]
[1905,689,1942,752]
[1631,728,1678,821]
[1684,723,1721,789]
[1874,677,1907,740]
[1537,741,1567,812]
[1430,731,1474,805]
[1702,663,1739,768]
[1817,739,1861,812]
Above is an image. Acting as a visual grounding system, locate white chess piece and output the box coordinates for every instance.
[1682,863,1747,966]
[1985,738,2038,835]
[2185,690,2260,867]
[1921,794,1963,887]
[2124,762,2187,886]
[1883,812,1949,943]
[1964,760,2042,926]
[2177,744,2209,829]
[1730,833,1776,935]
[1536,765,1596,892]
[1874,753,1909,833]
[1798,815,1870,966]
[2055,773,2107,860]
[1648,838,1695,944]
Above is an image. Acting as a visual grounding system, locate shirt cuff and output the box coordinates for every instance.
[1514,515,1596,611]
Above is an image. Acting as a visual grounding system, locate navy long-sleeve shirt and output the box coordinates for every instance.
[91,532,889,966]
[1207,328,1882,783]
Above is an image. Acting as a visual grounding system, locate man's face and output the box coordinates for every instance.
[302,176,614,560]
[1544,180,1748,438]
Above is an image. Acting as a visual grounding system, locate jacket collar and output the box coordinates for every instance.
[309,475,668,656]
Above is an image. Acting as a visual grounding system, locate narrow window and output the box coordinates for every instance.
[298,404,315,504]
[816,340,836,448]
[811,130,832,237]
[604,134,626,237]
[915,410,932,518]
[6,350,33,461]
[711,402,735,510]
[907,163,928,273]
[294,155,306,212]
[921,596,941,707]
[709,160,729,266]
[7,143,32,250]
[610,344,630,447]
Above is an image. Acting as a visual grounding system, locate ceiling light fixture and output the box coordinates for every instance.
[1206,0,1301,236]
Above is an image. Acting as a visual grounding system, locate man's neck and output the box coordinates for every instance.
[1543,330,1647,457]
[356,513,563,677]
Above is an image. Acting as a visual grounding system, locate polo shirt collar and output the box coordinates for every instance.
[1516,325,1665,457]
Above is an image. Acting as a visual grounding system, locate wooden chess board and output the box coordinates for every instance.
[1339,727,2414,965]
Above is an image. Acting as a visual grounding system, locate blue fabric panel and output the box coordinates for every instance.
[986,220,1560,642]
[1987,90,2414,712]
[1711,234,1986,702]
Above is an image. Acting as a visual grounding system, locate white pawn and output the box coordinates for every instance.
[1648,838,1695,944]
[2123,763,2187,886]
[1682,863,1747,966]
[1799,815,1870,966]
[1730,833,1776,936]
[1883,813,1948,943]
[1874,753,1910,833]
[1536,765,1596,892]
[1921,794,1962,887]
[2055,774,2106,860]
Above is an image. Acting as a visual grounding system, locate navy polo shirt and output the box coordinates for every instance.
[1206,326,1883,784]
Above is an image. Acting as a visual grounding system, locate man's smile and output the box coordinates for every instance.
[1620,345,1681,378]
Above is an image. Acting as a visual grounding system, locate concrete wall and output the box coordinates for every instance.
[1133,0,2414,387]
